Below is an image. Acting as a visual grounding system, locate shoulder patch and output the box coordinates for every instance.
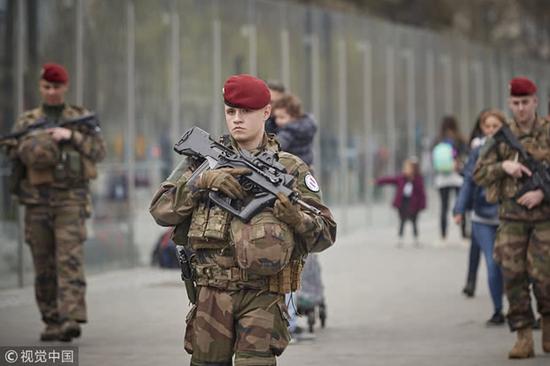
[304,174,320,192]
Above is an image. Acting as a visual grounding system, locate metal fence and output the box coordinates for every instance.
[1,0,549,288]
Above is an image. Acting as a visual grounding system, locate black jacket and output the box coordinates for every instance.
[276,114,317,166]
[265,116,279,135]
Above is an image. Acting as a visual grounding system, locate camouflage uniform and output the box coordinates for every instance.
[474,117,550,331]
[150,134,336,365]
[9,104,106,327]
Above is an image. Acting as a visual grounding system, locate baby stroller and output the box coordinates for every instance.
[296,254,326,333]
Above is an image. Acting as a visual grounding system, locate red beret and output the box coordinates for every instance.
[41,63,69,84]
[223,74,270,110]
[509,77,537,97]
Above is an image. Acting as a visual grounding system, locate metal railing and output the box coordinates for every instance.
[0,0,549,288]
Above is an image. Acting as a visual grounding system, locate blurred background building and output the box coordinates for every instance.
[0,0,549,289]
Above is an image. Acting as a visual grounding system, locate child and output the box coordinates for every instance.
[271,93,317,166]
[460,111,487,298]
[376,157,426,247]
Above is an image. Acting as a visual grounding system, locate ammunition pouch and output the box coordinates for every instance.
[51,145,98,184]
[267,259,304,294]
[188,202,232,249]
[54,149,83,182]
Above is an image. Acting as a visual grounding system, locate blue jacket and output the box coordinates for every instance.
[453,145,499,219]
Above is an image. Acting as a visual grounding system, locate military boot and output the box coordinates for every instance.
[543,317,550,353]
[508,327,534,359]
[40,324,60,341]
[59,320,81,342]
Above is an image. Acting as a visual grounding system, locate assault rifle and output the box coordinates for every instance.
[176,245,197,305]
[173,126,321,222]
[0,113,100,145]
[492,124,550,200]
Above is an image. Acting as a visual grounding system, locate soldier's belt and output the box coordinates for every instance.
[195,264,250,281]
[194,264,268,290]
[194,259,304,294]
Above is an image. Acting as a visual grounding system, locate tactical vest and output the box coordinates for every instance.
[12,105,98,206]
[172,137,304,294]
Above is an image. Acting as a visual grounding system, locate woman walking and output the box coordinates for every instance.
[453,109,505,325]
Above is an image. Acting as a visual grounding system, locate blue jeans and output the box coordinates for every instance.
[471,222,503,313]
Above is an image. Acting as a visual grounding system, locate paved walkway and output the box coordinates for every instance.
[1,216,549,365]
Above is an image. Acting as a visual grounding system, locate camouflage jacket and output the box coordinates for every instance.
[149,134,337,281]
[9,104,106,207]
[473,117,550,221]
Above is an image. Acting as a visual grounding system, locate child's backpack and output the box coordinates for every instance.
[432,142,455,173]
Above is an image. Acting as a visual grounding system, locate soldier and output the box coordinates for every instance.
[149,74,336,365]
[6,63,106,341]
[474,77,550,359]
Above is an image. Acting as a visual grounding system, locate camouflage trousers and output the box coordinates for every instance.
[184,286,291,366]
[494,220,550,331]
[24,205,88,325]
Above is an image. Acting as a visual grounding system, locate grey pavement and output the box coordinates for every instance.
[1,215,549,366]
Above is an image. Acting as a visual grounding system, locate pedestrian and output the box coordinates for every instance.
[4,63,106,342]
[271,93,317,167]
[453,109,506,325]
[375,157,426,247]
[149,74,337,366]
[459,113,486,297]
[432,116,468,241]
[271,92,323,340]
[265,80,286,135]
[474,77,550,359]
